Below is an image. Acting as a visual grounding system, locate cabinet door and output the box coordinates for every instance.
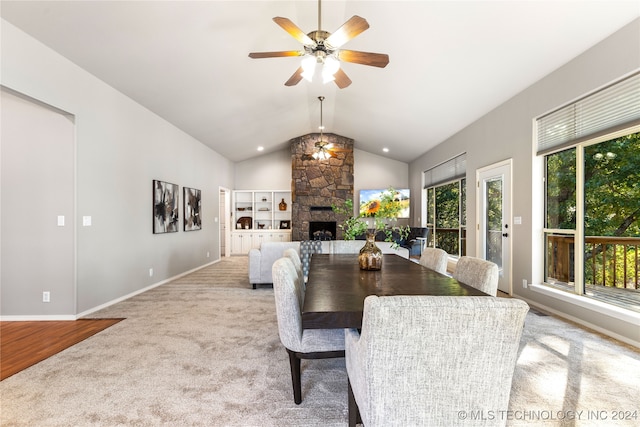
[231,233,253,254]
[271,232,291,242]
[252,232,267,249]
[242,234,253,253]
[231,233,244,254]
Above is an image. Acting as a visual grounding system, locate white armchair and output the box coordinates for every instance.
[345,295,529,427]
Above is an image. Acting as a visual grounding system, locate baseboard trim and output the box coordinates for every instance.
[516,293,640,349]
[0,315,77,321]
[76,259,220,318]
[0,259,220,321]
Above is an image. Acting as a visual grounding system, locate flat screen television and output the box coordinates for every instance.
[359,188,410,218]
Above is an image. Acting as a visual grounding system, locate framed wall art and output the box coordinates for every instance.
[153,179,179,234]
[183,187,202,231]
[279,220,290,230]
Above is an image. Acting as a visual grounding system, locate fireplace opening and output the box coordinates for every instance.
[309,221,337,240]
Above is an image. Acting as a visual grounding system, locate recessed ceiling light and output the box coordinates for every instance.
[257,146,264,151]
[382,147,389,153]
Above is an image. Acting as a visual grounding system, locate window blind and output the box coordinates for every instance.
[537,72,640,154]
[423,153,466,188]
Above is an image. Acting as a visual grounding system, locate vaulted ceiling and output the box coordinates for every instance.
[2,1,639,163]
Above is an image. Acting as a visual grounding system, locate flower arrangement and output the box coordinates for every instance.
[332,187,410,248]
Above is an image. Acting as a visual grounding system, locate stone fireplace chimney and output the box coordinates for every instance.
[290,133,354,241]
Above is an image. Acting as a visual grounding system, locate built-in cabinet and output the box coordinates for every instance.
[231,190,291,254]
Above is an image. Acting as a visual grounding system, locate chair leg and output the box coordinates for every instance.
[287,349,302,404]
[348,379,361,426]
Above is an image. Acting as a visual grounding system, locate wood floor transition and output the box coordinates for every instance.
[0,318,124,381]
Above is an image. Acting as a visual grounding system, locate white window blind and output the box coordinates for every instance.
[423,153,466,188]
[537,72,640,154]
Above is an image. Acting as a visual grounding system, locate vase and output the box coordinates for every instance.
[279,198,287,211]
[359,233,383,271]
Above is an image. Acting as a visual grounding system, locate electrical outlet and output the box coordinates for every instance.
[206,251,210,258]
[149,268,154,277]
[522,279,528,289]
[42,291,50,303]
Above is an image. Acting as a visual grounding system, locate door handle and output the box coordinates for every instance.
[502,233,508,237]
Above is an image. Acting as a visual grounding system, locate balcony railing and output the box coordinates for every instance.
[546,234,640,290]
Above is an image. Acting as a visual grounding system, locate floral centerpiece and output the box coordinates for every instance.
[332,187,410,270]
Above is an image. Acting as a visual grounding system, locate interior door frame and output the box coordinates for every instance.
[476,159,513,295]
[219,187,231,257]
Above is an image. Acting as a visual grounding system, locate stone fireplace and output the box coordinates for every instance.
[309,220,337,240]
[290,133,354,241]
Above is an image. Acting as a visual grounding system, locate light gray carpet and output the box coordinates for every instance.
[1,256,639,426]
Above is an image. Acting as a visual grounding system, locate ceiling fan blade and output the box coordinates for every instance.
[338,50,389,68]
[273,17,315,46]
[249,50,304,59]
[284,67,304,86]
[333,68,352,89]
[325,15,369,48]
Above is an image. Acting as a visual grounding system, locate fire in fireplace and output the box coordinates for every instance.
[309,221,337,240]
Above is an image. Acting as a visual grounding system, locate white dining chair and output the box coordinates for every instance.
[346,295,529,427]
[418,247,448,274]
[453,256,499,296]
[283,248,304,285]
[271,257,345,404]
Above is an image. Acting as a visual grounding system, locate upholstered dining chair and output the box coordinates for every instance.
[283,248,304,285]
[299,240,322,283]
[271,257,345,404]
[345,295,529,427]
[418,247,448,274]
[453,256,500,296]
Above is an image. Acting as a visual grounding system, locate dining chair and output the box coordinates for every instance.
[453,256,499,296]
[271,257,345,404]
[418,247,448,274]
[345,295,529,427]
[283,248,304,285]
[299,240,322,283]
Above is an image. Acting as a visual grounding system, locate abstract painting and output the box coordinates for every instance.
[183,187,202,231]
[153,180,179,233]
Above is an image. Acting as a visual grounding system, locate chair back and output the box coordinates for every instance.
[453,256,499,296]
[418,247,448,274]
[299,240,322,282]
[346,295,529,427]
[271,257,304,352]
[283,248,304,284]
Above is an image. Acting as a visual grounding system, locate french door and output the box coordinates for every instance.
[477,160,512,294]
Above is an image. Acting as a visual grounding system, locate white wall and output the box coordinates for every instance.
[235,147,409,195]
[1,20,235,317]
[408,18,640,346]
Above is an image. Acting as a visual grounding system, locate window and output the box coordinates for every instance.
[423,154,466,257]
[539,72,640,312]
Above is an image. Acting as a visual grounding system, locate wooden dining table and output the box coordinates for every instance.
[301,253,489,330]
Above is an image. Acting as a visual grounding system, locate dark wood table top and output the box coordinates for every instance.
[302,254,489,329]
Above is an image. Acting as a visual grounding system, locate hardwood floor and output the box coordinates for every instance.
[1,319,124,381]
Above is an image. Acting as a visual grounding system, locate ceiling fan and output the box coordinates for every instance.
[303,96,350,160]
[248,0,389,89]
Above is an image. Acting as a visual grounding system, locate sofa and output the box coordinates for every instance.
[248,240,409,288]
[355,227,429,257]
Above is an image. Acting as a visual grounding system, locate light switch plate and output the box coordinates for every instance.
[83,216,92,226]
[57,215,65,226]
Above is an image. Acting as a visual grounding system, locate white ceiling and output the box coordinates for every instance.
[2,1,639,163]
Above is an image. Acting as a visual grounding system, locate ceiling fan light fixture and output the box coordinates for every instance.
[312,148,331,161]
[301,56,317,81]
[321,56,340,83]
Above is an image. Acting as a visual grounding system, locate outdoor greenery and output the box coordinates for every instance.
[425,179,466,256]
[545,131,640,288]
